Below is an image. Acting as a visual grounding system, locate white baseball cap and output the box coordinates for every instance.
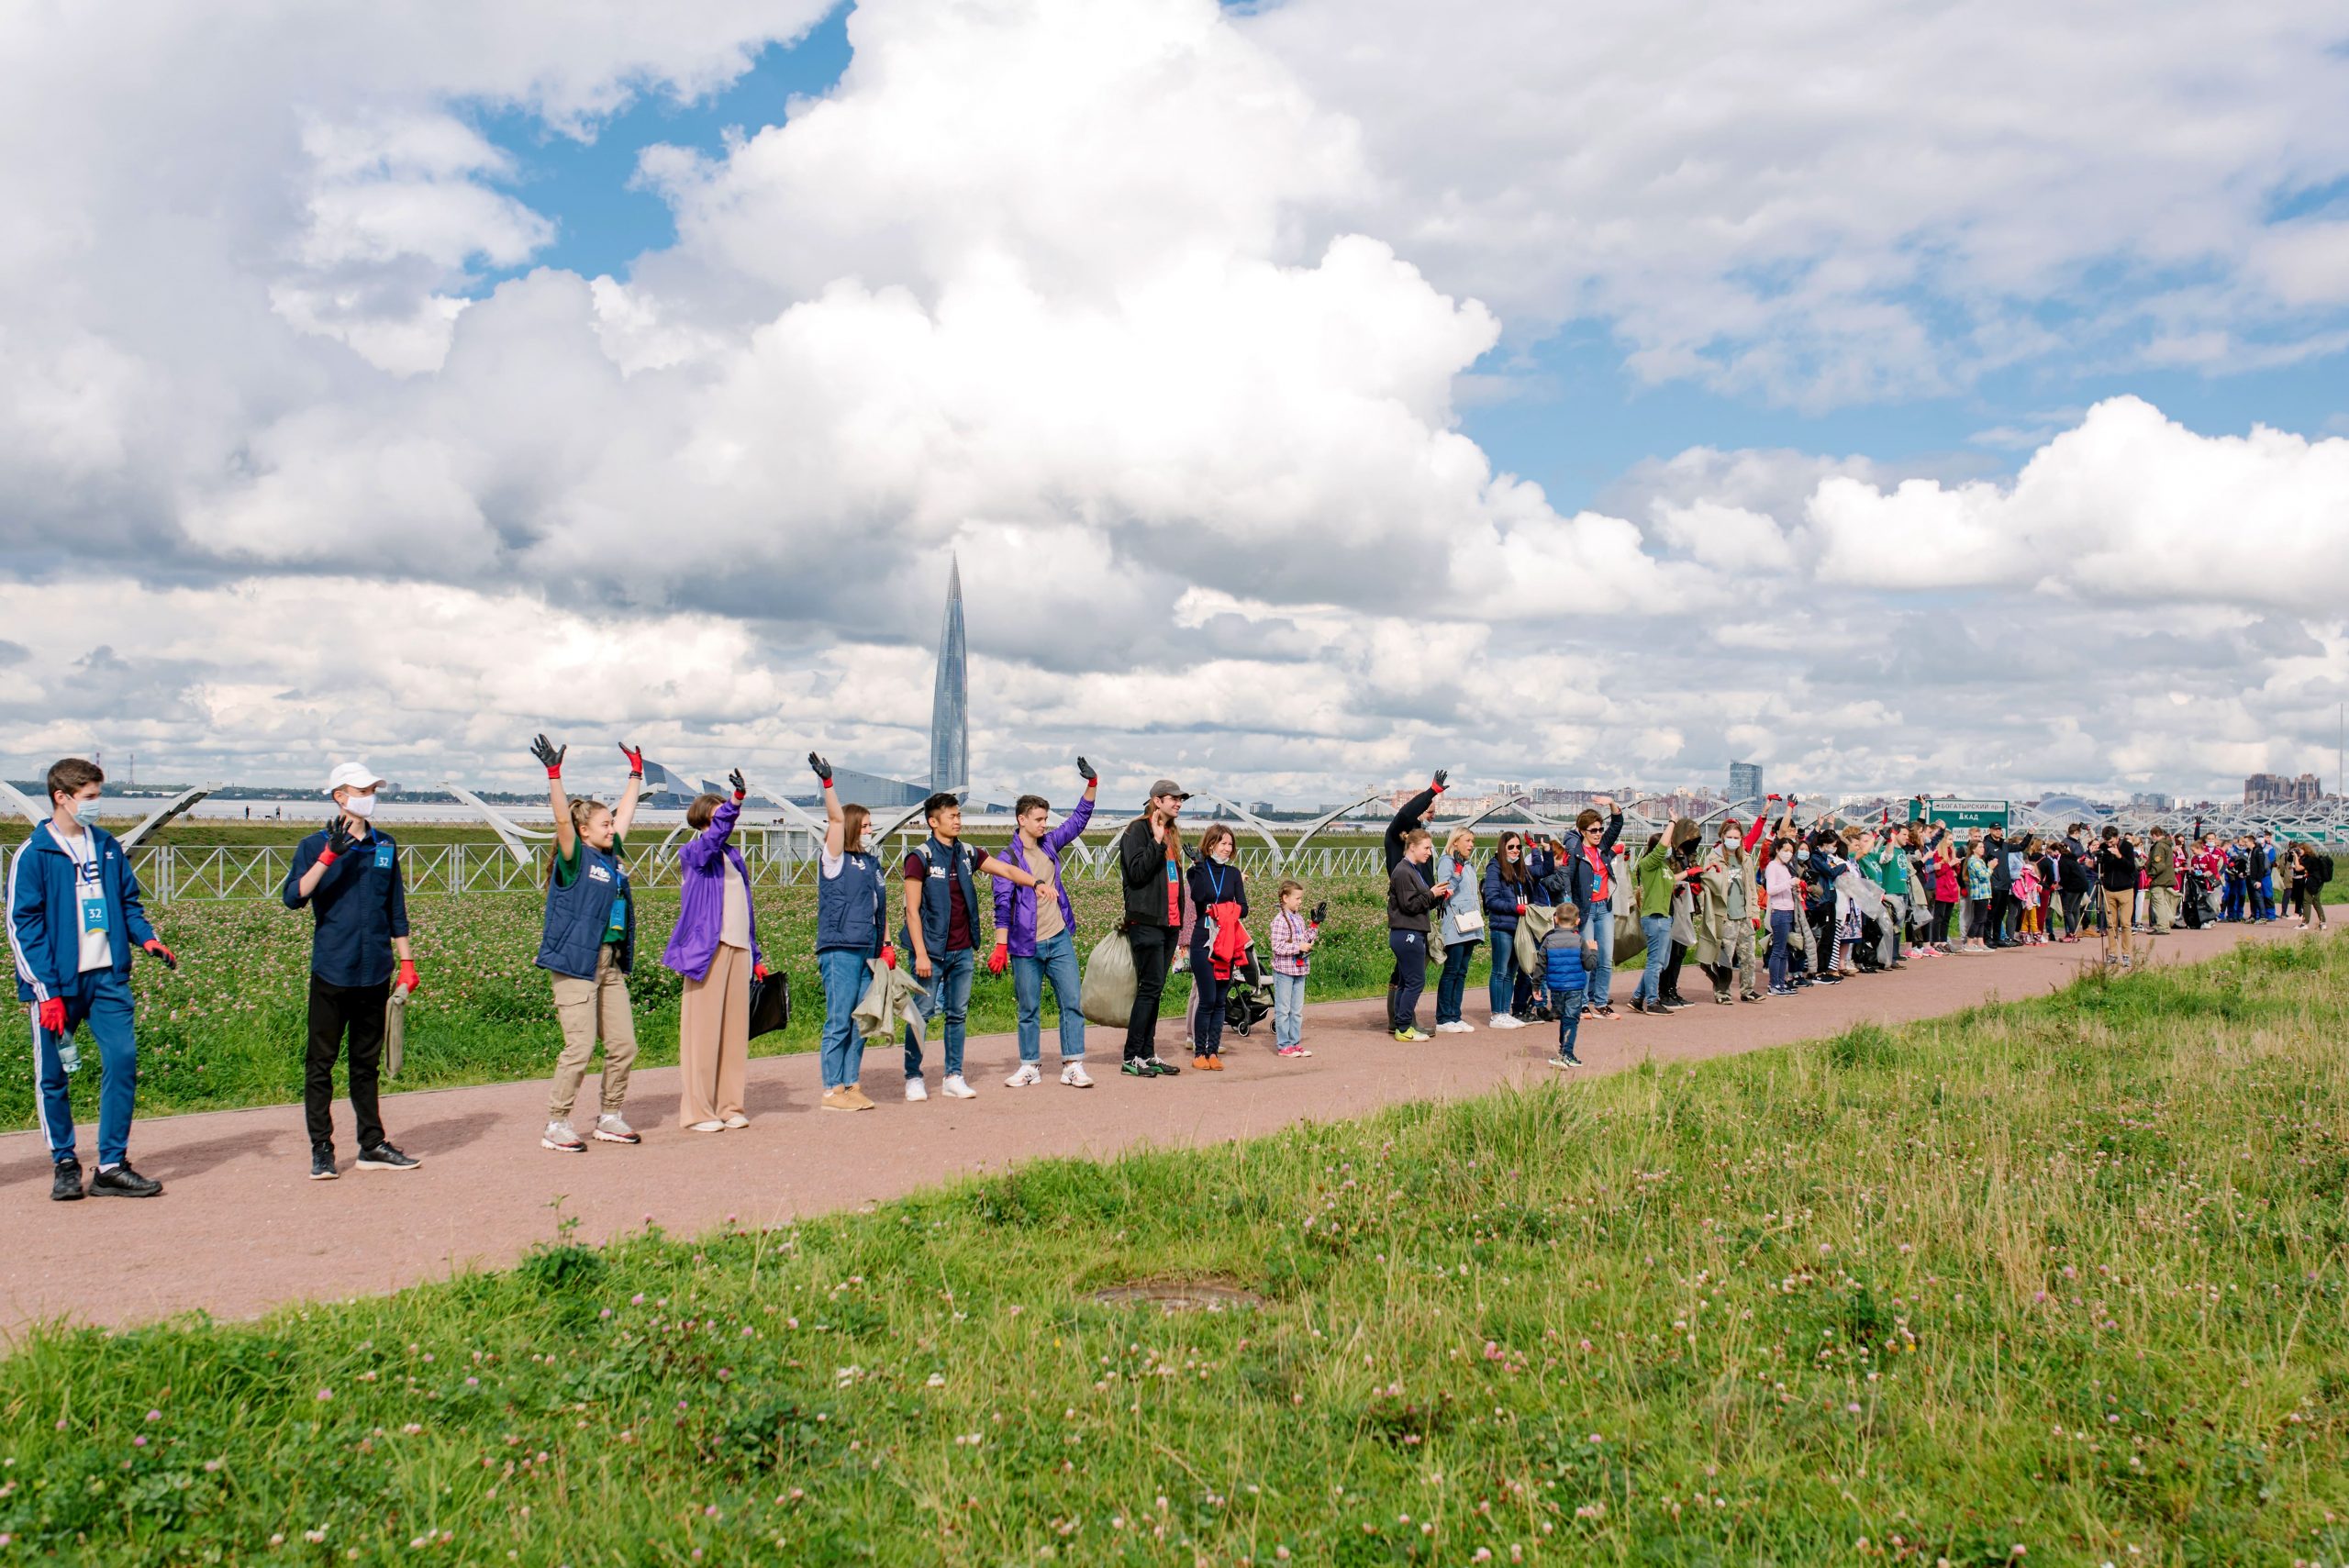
[323,762,387,795]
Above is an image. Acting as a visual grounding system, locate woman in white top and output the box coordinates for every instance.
[1432,827,1485,1032]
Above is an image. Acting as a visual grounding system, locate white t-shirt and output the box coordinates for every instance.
[61,829,112,973]
[719,858,751,950]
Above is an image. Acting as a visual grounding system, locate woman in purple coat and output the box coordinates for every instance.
[662,770,768,1133]
[988,759,1100,1088]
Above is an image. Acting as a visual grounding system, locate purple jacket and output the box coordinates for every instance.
[990,794,1095,957]
[661,797,768,982]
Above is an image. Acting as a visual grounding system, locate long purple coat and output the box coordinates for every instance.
[661,797,768,982]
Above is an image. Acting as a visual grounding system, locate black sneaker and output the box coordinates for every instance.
[89,1163,162,1198]
[356,1142,420,1172]
[51,1159,83,1202]
[310,1148,339,1181]
[1147,1057,1183,1076]
[1121,1060,1153,1079]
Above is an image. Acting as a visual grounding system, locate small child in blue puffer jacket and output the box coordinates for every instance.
[1542,902,1595,1067]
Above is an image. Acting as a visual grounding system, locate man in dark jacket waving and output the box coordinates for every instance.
[1382,770,1448,1016]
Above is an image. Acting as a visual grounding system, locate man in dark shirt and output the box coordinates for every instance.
[899,793,1035,1101]
[282,762,419,1179]
[2095,827,2138,970]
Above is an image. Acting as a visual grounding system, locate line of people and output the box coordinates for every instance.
[12,746,2334,1200]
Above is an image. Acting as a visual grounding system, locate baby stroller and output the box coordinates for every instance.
[1222,939,1275,1037]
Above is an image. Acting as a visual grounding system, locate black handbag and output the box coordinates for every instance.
[748,970,791,1040]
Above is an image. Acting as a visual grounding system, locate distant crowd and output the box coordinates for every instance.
[9,751,2326,1202]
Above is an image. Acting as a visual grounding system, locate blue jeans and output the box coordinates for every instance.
[31,969,139,1168]
[1011,929,1085,1063]
[1487,929,1520,1016]
[1632,913,1672,1004]
[1580,905,1613,1007]
[904,946,975,1080]
[1554,986,1586,1059]
[1768,909,1795,988]
[1435,940,1478,1023]
[817,948,871,1089]
[1388,929,1429,1029]
[1272,970,1305,1048]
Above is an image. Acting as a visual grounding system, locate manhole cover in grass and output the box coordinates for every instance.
[1087,1279,1266,1312]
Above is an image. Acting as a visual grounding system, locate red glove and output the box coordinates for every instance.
[1515,902,1527,915]
[38,998,66,1034]
[881,944,898,970]
[753,962,768,983]
[618,741,644,778]
[986,943,1008,976]
[397,959,418,994]
[142,939,177,971]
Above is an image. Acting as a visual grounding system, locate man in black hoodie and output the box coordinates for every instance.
[1983,828,2014,948]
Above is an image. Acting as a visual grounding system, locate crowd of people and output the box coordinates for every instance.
[7,751,2332,1201]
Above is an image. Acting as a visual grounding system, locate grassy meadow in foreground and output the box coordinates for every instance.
[4,938,2347,1564]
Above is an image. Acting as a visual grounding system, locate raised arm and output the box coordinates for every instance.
[613,741,644,840]
[533,734,575,861]
[810,752,841,857]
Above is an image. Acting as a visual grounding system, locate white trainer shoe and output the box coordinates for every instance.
[941,1074,978,1099]
[592,1114,640,1144]
[1006,1062,1043,1088]
[1060,1061,1093,1088]
[541,1120,585,1153]
[905,1077,929,1103]
[1488,1014,1526,1029]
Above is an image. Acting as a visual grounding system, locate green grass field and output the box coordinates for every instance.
[3,937,2346,1564]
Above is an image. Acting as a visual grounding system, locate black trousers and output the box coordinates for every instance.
[1123,924,1176,1062]
[306,973,389,1151]
[2060,888,2085,935]
[1387,929,1429,1029]
[1659,940,1688,999]
[1986,889,2013,944]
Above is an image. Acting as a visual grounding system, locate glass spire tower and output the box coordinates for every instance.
[928,555,969,793]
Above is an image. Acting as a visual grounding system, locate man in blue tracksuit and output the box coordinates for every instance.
[6,757,175,1201]
[282,761,420,1181]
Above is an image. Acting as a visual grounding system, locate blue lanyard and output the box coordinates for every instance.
[1207,863,1231,903]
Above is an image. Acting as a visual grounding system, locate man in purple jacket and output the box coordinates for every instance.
[989,759,1100,1087]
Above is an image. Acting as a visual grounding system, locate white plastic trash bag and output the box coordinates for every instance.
[1081,929,1137,1027]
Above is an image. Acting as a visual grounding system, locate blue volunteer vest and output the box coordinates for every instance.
[536,841,634,980]
[816,848,885,954]
[900,835,981,956]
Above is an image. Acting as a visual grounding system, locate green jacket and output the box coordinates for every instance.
[1635,839,1677,918]
[1864,844,1909,897]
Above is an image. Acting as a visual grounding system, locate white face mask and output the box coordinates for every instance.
[342,792,378,819]
[1210,849,1231,865]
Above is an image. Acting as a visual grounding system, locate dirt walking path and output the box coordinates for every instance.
[0,922,2304,1335]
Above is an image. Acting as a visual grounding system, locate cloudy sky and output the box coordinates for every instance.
[5,0,2348,807]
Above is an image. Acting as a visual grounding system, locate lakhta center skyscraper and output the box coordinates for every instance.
[928,555,968,793]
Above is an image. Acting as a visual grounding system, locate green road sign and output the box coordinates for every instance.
[1913,797,2009,831]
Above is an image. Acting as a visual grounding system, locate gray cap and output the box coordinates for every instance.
[1147,779,1190,803]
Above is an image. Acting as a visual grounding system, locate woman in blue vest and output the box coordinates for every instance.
[529,735,644,1153]
[809,751,884,1112]
[1185,822,1248,1068]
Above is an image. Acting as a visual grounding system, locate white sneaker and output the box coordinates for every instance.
[592,1114,640,1145]
[685,1120,727,1133]
[941,1074,978,1099]
[1006,1062,1043,1088]
[541,1120,585,1153]
[1450,1019,1477,1033]
[905,1077,929,1103]
[721,1113,750,1129]
[1488,1014,1526,1029]
[1060,1061,1093,1088]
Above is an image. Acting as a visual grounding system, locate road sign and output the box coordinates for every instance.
[1913,797,2009,831]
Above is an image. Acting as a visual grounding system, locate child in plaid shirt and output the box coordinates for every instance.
[1267,880,1323,1058]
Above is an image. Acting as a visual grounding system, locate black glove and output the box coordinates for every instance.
[1431,769,1449,791]
[530,734,566,778]
[1184,843,1200,866]
[1076,756,1097,783]
[728,768,747,800]
[808,751,832,784]
[1309,901,1327,926]
[325,817,355,858]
